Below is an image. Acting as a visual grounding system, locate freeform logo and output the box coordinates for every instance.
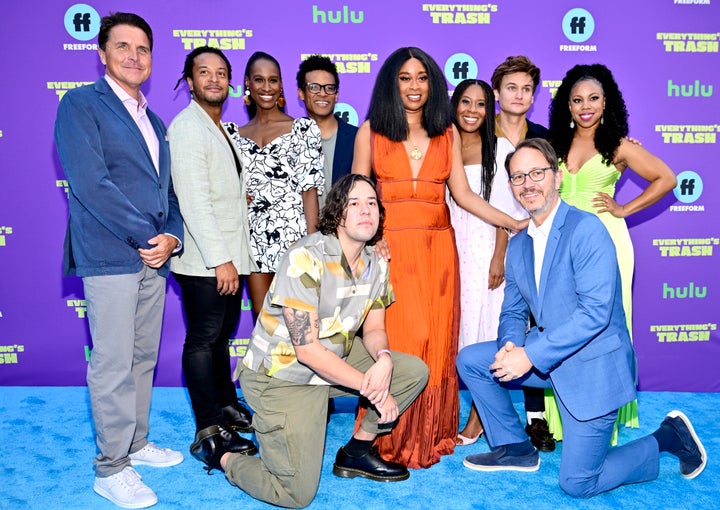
[63,4,100,48]
[667,79,713,97]
[662,282,707,299]
[422,3,497,24]
[0,344,24,365]
[0,226,13,247]
[444,53,478,87]
[312,5,364,24]
[562,8,594,42]
[673,170,703,204]
[334,102,359,127]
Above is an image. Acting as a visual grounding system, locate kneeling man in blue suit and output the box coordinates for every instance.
[456,138,706,498]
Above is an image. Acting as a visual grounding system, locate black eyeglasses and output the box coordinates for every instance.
[305,82,338,94]
[509,167,552,186]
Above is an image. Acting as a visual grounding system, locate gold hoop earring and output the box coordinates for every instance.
[277,92,286,108]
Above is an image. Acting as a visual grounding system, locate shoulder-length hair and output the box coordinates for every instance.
[243,51,285,119]
[451,79,497,201]
[368,47,452,141]
[319,174,385,246]
[549,64,629,165]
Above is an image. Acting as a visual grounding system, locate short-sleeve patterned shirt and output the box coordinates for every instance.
[242,232,394,385]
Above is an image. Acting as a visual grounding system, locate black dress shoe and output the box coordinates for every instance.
[221,402,253,433]
[333,446,409,482]
[190,425,257,472]
[525,418,555,452]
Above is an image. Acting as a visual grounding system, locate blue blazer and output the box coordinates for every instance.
[498,201,636,421]
[55,78,183,277]
[331,118,358,183]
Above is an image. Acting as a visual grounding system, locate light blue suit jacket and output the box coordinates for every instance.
[55,78,183,277]
[498,200,636,421]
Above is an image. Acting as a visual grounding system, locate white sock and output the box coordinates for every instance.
[526,411,544,424]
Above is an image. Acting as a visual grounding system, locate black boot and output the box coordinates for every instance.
[333,446,409,482]
[190,425,256,473]
[220,424,257,456]
[221,403,253,433]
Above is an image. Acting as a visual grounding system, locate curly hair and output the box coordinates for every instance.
[318,174,385,245]
[368,47,452,141]
[173,46,232,91]
[296,54,339,91]
[243,51,285,119]
[450,79,497,201]
[549,64,629,165]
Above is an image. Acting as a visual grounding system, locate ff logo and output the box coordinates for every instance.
[444,53,478,87]
[562,8,595,43]
[334,102,359,127]
[673,170,703,203]
[64,4,100,41]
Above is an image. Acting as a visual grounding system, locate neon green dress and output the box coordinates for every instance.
[544,154,639,443]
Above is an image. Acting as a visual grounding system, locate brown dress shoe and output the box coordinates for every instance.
[525,418,555,452]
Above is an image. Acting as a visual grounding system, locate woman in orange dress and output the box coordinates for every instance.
[352,47,527,468]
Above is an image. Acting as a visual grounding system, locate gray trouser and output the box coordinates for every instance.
[225,339,428,508]
[83,267,166,477]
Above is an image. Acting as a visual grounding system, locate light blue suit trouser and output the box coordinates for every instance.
[457,342,659,498]
[84,267,166,477]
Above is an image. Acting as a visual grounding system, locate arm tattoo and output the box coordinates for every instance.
[284,309,315,347]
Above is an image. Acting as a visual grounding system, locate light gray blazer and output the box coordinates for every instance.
[168,100,257,277]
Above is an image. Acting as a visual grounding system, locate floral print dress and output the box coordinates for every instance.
[227,117,324,272]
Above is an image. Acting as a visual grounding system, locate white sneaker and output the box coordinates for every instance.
[94,466,158,509]
[129,442,184,467]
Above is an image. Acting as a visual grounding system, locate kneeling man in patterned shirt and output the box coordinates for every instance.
[192,173,429,508]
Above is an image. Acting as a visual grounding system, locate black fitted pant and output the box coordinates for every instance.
[174,273,243,431]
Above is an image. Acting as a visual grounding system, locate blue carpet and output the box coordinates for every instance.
[0,387,717,509]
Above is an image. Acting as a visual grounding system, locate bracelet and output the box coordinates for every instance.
[376,349,392,359]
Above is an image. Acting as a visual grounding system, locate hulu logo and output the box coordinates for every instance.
[662,282,707,299]
[667,79,713,97]
[312,5,364,23]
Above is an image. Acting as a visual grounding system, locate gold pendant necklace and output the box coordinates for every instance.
[410,135,423,160]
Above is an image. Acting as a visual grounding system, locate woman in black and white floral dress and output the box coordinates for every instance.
[227,51,324,316]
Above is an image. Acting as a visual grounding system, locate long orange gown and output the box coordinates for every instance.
[356,130,460,468]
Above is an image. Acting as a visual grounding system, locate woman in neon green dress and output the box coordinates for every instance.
[547,64,677,439]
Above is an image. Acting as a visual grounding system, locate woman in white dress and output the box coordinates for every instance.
[449,79,527,445]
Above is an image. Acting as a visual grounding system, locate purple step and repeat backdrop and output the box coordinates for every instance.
[0,0,717,391]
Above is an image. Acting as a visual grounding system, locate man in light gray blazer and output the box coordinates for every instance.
[168,47,258,463]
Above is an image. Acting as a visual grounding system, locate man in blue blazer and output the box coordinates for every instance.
[456,139,706,498]
[297,54,358,206]
[55,12,184,509]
